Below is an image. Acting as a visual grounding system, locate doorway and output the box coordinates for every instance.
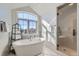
[57,3,77,56]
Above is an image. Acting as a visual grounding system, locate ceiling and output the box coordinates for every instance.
[0,3,63,25]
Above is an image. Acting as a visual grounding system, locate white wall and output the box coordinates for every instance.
[30,3,63,25]
[0,6,11,32]
[77,4,79,56]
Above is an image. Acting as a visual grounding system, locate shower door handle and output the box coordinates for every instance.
[73,29,76,36]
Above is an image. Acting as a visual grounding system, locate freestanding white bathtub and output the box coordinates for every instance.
[12,38,44,56]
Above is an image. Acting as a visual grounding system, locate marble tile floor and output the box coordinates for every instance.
[8,46,67,56]
[39,46,67,56]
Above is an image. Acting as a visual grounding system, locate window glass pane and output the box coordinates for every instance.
[17,13,24,19]
[29,21,36,33]
[29,14,37,21]
[24,13,29,19]
[17,12,37,34]
[18,20,28,30]
[20,24,24,30]
[17,12,37,21]
[29,21,36,29]
[24,21,28,29]
[18,20,24,29]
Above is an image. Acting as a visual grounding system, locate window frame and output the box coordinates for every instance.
[17,11,38,34]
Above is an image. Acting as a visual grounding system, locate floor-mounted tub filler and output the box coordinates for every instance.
[12,38,45,56]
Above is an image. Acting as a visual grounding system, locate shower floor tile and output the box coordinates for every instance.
[58,46,77,56]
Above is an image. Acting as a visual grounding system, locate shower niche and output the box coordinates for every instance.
[0,21,7,32]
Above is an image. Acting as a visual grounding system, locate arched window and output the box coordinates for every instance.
[17,11,37,34]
